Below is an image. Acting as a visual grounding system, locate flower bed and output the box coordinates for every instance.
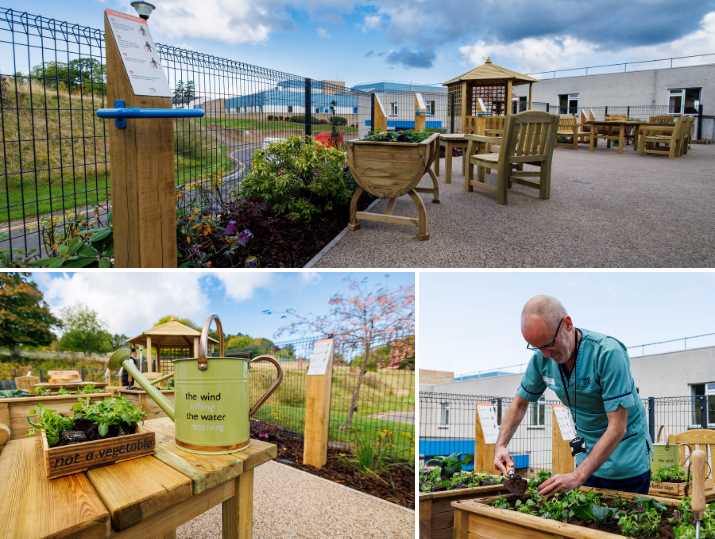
[453,481,714,538]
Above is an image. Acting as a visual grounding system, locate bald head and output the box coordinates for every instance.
[521,295,567,332]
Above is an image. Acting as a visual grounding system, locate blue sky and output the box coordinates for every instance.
[32,271,414,341]
[420,272,715,376]
[9,1,715,86]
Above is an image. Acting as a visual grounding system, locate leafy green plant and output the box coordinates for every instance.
[352,429,395,474]
[80,384,98,394]
[653,464,687,483]
[72,397,144,437]
[34,386,50,396]
[426,452,473,480]
[363,130,433,143]
[27,405,74,447]
[240,136,352,223]
[57,388,71,395]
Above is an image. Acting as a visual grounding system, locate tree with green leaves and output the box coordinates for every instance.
[59,305,113,354]
[0,273,61,350]
[154,315,200,331]
[31,59,106,96]
[277,276,415,428]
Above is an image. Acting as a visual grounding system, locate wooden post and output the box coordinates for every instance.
[104,12,177,267]
[372,94,387,132]
[415,93,426,131]
[460,81,469,133]
[146,337,153,373]
[193,337,199,358]
[528,82,533,111]
[303,339,335,468]
[506,80,513,116]
[475,403,499,474]
[552,407,575,474]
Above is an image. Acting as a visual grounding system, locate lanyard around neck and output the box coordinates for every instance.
[558,328,581,415]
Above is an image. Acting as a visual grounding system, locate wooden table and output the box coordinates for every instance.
[435,134,469,184]
[586,120,644,153]
[32,382,109,391]
[0,417,276,539]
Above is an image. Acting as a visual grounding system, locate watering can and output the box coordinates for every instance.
[123,314,283,454]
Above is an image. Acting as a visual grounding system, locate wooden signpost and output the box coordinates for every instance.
[552,406,576,474]
[104,9,177,267]
[474,404,499,474]
[415,92,427,131]
[303,339,335,468]
[372,94,387,132]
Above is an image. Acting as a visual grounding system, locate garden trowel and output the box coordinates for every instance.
[692,448,706,539]
[504,466,528,496]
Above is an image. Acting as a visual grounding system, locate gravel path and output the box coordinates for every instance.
[315,144,715,267]
[177,460,415,539]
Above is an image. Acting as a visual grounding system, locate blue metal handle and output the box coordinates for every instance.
[96,100,204,129]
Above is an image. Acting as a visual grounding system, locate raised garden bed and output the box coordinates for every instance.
[251,419,413,508]
[116,387,175,421]
[648,463,715,500]
[452,487,707,538]
[347,131,440,240]
[0,392,112,441]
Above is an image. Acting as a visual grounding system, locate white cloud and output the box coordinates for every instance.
[459,12,715,74]
[214,273,273,302]
[317,27,330,39]
[40,272,209,336]
[300,272,321,285]
[361,14,382,31]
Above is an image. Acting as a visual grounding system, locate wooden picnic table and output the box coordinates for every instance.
[32,381,109,391]
[0,417,276,539]
[586,119,645,153]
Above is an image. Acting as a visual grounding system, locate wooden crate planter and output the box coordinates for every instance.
[0,392,112,441]
[347,133,440,241]
[649,478,715,500]
[42,426,155,479]
[451,488,680,539]
[116,388,175,420]
[420,484,506,539]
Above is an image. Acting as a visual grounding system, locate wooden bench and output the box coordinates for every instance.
[639,116,686,158]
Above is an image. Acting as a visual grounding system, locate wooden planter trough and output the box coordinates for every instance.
[116,388,175,420]
[41,426,155,479]
[451,488,680,539]
[0,392,112,445]
[649,478,715,500]
[347,133,440,241]
[420,484,506,539]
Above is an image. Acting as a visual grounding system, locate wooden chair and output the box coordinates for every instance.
[558,115,593,149]
[464,111,559,205]
[639,116,685,158]
[649,115,675,126]
[667,429,715,490]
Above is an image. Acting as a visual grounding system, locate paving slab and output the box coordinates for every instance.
[177,460,414,539]
[315,144,715,267]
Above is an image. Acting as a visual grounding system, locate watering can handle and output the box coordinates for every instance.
[198,314,225,371]
[249,355,284,417]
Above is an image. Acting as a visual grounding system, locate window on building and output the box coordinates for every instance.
[353,106,359,114]
[669,88,701,115]
[390,102,398,116]
[428,100,436,116]
[559,93,579,115]
[691,383,715,427]
[529,397,545,427]
[439,401,450,426]
[287,105,293,113]
[519,96,528,112]
[315,107,320,114]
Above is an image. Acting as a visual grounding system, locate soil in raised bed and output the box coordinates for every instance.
[251,420,414,508]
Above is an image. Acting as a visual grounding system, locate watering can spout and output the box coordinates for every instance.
[123,359,175,421]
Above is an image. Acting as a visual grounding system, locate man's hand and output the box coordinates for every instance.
[494,445,514,474]
[537,472,584,496]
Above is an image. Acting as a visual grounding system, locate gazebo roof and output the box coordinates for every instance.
[444,58,536,86]
[128,319,218,348]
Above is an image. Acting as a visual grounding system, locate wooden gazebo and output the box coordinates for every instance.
[444,57,537,134]
[127,319,218,374]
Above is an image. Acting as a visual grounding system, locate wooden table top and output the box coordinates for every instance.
[0,417,276,538]
[439,133,469,142]
[586,119,645,126]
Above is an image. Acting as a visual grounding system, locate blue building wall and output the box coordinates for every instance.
[420,438,529,471]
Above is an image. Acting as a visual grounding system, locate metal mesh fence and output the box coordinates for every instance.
[420,392,714,472]
[247,332,415,463]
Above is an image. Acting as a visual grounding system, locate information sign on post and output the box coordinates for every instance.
[106,10,170,97]
[307,339,334,376]
[303,339,335,468]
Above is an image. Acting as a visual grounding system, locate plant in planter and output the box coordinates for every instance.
[653,464,688,483]
[426,452,473,480]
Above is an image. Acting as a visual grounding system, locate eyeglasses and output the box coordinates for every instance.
[526,318,564,351]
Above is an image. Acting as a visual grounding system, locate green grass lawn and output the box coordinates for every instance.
[210,118,358,135]
[1,146,234,223]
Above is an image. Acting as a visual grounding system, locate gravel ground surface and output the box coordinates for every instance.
[314,144,715,267]
[177,460,415,539]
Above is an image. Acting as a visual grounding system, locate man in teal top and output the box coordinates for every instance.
[494,295,652,495]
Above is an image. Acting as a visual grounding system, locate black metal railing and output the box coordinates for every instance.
[420,391,714,471]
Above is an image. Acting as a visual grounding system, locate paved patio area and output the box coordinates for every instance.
[315,145,715,267]
[177,460,414,538]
